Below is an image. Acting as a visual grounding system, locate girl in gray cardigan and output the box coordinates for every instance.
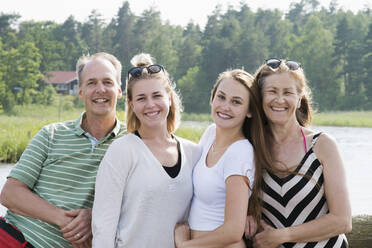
[92,53,201,248]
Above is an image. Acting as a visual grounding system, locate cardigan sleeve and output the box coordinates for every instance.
[92,135,135,248]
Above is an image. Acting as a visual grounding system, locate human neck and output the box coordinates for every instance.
[137,125,171,141]
[82,113,116,140]
[214,125,245,148]
[269,119,302,145]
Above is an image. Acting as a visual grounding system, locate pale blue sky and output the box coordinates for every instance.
[2,0,371,27]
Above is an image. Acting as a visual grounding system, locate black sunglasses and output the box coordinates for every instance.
[127,64,164,78]
[265,58,301,70]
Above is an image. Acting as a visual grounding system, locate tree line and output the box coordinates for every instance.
[0,0,371,113]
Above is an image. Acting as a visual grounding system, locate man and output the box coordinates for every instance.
[0,52,126,248]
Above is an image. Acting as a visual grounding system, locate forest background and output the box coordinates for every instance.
[0,0,372,114]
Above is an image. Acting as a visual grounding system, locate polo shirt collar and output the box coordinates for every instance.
[73,112,122,138]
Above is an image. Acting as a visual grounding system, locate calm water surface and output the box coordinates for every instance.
[0,125,371,216]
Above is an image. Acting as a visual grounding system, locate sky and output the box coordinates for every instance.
[2,0,371,28]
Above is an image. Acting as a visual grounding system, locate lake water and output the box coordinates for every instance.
[0,125,371,216]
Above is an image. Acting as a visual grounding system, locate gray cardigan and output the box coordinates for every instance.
[92,133,201,248]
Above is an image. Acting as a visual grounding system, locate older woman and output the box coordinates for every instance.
[246,58,352,248]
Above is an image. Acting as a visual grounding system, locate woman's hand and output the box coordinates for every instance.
[244,215,258,239]
[253,220,282,248]
[174,223,191,248]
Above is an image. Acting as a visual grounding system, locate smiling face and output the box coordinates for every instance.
[129,78,171,131]
[211,78,251,131]
[78,58,122,119]
[261,72,302,126]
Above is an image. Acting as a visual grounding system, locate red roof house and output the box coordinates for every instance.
[44,71,78,95]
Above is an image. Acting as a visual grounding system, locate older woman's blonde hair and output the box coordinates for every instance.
[125,53,182,133]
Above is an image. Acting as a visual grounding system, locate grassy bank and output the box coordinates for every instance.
[312,111,372,128]
[0,104,84,163]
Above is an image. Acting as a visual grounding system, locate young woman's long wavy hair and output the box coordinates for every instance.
[210,69,274,223]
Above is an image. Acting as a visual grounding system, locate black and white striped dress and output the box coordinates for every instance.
[262,133,348,248]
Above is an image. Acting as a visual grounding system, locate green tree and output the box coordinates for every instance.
[333,16,352,108]
[0,39,7,111]
[53,15,87,70]
[0,41,42,111]
[174,22,202,80]
[81,10,106,53]
[134,8,181,76]
[18,21,64,72]
[236,4,268,72]
[111,1,136,72]
[133,8,162,53]
[200,6,240,98]
[178,66,203,112]
[9,42,43,104]
[363,23,372,108]
[0,13,19,48]
[254,8,292,59]
[333,13,370,109]
[289,16,341,111]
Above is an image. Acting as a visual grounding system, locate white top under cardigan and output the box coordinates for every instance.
[92,133,202,248]
[188,124,255,231]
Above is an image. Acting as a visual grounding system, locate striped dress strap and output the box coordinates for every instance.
[310,132,322,148]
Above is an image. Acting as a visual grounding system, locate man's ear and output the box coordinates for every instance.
[78,87,83,100]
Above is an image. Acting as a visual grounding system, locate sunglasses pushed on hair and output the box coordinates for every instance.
[265,58,301,71]
[127,64,164,78]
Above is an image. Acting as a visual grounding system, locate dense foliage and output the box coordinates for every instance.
[0,0,371,113]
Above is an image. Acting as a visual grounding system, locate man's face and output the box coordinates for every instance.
[78,59,122,119]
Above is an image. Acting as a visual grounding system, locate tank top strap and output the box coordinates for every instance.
[310,132,322,148]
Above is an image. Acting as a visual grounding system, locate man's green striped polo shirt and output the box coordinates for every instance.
[5,114,126,248]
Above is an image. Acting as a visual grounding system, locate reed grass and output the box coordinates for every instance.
[312,111,372,128]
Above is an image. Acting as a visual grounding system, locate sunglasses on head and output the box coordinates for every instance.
[265,58,301,70]
[127,64,164,78]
